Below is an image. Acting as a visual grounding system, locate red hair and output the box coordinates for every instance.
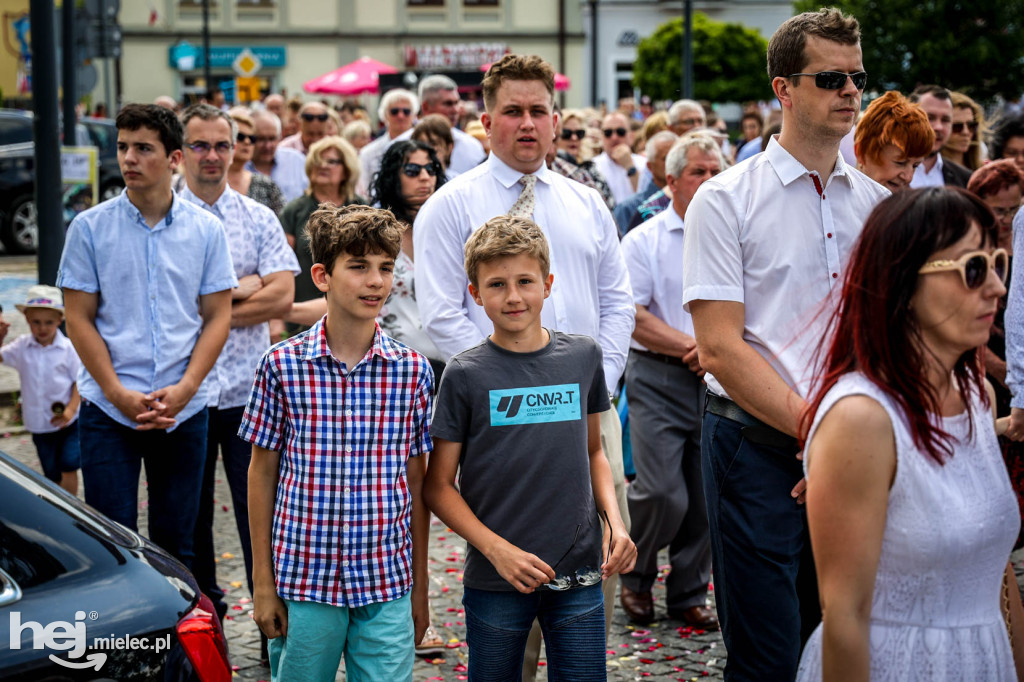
[854,91,935,165]
[967,158,1024,199]
[802,187,997,463]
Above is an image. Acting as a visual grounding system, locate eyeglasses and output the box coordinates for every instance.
[541,512,610,592]
[318,158,344,167]
[561,129,586,141]
[185,140,233,154]
[788,70,868,90]
[990,204,1022,220]
[402,162,437,178]
[918,248,1008,290]
[951,120,980,134]
[236,133,257,145]
[300,112,330,122]
[603,127,628,138]
[390,107,412,117]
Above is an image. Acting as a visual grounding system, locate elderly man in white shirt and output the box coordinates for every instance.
[358,88,419,195]
[391,75,486,174]
[414,54,635,682]
[681,10,889,679]
[592,111,647,204]
[619,133,723,630]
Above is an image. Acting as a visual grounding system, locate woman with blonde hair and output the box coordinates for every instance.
[226,107,285,214]
[943,91,987,171]
[279,136,365,331]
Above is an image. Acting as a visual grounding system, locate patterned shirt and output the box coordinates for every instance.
[180,185,300,409]
[627,188,672,232]
[238,319,434,607]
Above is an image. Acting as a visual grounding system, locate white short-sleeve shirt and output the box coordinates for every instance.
[682,136,890,399]
[2,330,81,434]
[621,205,693,350]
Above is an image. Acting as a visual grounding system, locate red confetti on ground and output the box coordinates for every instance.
[222,505,229,512]
[457,676,468,680]
[232,605,243,611]
[445,568,459,573]
[445,642,462,649]
[537,662,546,667]
[437,536,446,541]
[606,650,616,655]
[231,665,239,671]
[441,586,449,593]
[453,664,468,672]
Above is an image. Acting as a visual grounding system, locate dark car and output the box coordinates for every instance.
[0,109,124,254]
[0,452,231,681]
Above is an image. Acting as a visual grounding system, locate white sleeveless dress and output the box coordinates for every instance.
[796,372,1019,681]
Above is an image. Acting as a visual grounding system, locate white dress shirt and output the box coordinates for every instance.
[682,136,889,399]
[358,132,393,197]
[592,151,648,204]
[621,205,693,351]
[911,153,946,188]
[413,154,635,391]
[1,330,80,434]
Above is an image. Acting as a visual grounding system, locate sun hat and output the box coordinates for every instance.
[15,284,64,314]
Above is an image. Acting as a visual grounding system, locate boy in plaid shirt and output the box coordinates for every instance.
[240,205,433,681]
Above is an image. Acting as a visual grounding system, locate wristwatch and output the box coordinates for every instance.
[627,167,637,177]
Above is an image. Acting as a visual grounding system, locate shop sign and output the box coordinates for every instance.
[404,43,508,70]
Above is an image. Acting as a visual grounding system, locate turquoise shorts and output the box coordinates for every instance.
[268,592,413,682]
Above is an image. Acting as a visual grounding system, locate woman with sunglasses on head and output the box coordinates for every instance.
[853,91,935,193]
[226,108,285,215]
[943,92,987,172]
[280,136,365,332]
[796,187,1024,681]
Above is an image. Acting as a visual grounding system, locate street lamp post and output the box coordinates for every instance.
[682,0,693,99]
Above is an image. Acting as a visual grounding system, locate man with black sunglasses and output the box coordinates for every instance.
[279,101,330,156]
[682,9,889,679]
[592,111,647,204]
[909,85,972,189]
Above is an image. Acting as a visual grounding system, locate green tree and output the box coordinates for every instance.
[633,13,773,102]
[792,0,1024,100]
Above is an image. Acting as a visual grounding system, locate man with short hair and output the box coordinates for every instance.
[358,88,419,194]
[668,99,707,135]
[58,103,236,569]
[614,130,677,233]
[279,101,330,156]
[177,103,300,620]
[592,111,648,204]
[263,93,285,119]
[909,85,972,188]
[413,54,635,682]
[620,133,724,628]
[405,75,485,174]
[682,9,889,678]
[247,109,309,203]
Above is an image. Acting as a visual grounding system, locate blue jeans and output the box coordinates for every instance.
[193,406,254,617]
[269,593,413,682]
[463,583,606,681]
[701,410,820,681]
[78,402,208,570]
[31,421,81,483]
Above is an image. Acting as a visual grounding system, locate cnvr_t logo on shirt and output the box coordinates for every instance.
[490,383,581,426]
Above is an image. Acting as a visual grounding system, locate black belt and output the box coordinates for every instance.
[704,393,801,453]
[632,348,687,368]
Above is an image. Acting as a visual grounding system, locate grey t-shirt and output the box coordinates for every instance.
[431,330,611,591]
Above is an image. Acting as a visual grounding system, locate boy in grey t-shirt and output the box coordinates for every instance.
[424,216,636,680]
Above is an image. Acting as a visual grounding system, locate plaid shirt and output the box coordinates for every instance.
[238,318,433,608]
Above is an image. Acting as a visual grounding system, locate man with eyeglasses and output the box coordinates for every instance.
[668,99,707,136]
[177,103,300,630]
[407,75,486,174]
[682,9,889,679]
[592,111,647,204]
[358,88,420,196]
[909,85,972,189]
[247,109,308,203]
[279,101,330,156]
[57,103,236,571]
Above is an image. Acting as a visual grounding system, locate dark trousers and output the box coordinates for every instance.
[622,352,710,611]
[701,409,820,681]
[78,402,208,570]
[192,406,254,616]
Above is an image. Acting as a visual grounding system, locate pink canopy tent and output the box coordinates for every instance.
[480,63,571,91]
[303,57,398,96]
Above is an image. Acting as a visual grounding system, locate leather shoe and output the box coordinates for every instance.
[620,585,654,624]
[669,605,720,630]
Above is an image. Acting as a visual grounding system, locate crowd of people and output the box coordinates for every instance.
[16,5,1024,680]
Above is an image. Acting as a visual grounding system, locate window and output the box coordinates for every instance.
[0,115,32,147]
[464,0,498,5]
[408,0,444,6]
